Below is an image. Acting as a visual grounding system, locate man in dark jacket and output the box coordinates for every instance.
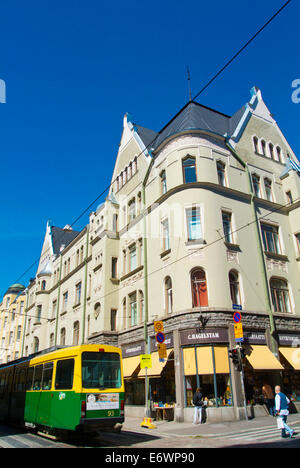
[193,388,203,424]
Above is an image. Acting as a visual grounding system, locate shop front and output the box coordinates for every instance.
[241,332,284,408]
[181,328,233,412]
[278,333,300,411]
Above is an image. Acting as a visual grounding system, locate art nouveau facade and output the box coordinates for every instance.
[0,284,26,363]
[11,87,300,421]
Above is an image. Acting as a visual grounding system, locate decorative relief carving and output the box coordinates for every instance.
[227,251,239,263]
[266,258,288,273]
[122,270,144,287]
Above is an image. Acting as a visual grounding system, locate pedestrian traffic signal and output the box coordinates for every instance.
[229,348,241,371]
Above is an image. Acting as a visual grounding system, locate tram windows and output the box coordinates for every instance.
[55,359,74,390]
[33,365,43,390]
[26,367,34,391]
[42,362,53,390]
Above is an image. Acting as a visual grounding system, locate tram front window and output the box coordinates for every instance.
[82,352,121,389]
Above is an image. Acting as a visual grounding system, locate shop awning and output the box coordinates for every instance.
[122,355,141,378]
[138,350,173,377]
[183,348,196,375]
[183,346,230,375]
[245,345,283,370]
[279,347,300,370]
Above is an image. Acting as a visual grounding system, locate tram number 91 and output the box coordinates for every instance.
[107,410,115,417]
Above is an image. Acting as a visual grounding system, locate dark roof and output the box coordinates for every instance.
[51,226,80,256]
[134,101,245,152]
[134,125,158,151]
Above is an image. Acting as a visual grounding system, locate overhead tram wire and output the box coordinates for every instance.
[192,0,292,102]
[11,0,293,289]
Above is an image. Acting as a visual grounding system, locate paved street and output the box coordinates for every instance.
[0,414,299,449]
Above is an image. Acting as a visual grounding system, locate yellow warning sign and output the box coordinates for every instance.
[140,354,152,369]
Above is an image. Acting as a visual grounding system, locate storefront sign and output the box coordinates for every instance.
[243,331,266,345]
[180,328,228,345]
[122,341,145,358]
[278,333,300,347]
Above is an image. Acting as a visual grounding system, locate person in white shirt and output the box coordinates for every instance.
[275,385,294,439]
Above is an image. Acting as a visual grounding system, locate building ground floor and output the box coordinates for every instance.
[89,310,300,423]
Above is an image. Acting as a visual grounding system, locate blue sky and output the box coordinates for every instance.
[0,0,299,298]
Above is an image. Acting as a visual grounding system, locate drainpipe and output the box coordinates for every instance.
[54,254,63,346]
[225,139,278,355]
[21,288,29,357]
[81,226,90,345]
[142,156,155,416]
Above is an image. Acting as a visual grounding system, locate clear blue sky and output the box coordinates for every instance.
[0,0,299,298]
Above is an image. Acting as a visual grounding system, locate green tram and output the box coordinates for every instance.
[0,344,125,434]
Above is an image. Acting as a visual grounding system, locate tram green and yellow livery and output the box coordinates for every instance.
[0,344,125,433]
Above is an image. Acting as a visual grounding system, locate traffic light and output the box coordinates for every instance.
[229,348,241,371]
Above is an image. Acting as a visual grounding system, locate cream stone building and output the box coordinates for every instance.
[0,284,26,363]
[18,87,300,421]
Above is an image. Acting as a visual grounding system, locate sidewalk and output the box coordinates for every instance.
[122,413,300,439]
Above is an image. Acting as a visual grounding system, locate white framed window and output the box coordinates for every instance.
[161,218,170,251]
[186,206,202,241]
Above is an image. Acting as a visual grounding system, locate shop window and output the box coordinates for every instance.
[191,269,208,307]
[182,156,197,183]
[229,270,241,306]
[270,278,292,314]
[184,346,232,408]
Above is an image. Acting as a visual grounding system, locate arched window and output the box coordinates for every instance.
[94,302,101,319]
[270,278,291,314]
[60,328,66,346]
[269,143,275,159]
[73,321,80,345]
[41,280,46,291]
[164,277,173,314]
[276,146,282,163]
[216,161,226,186]
[191,269,208,307]
[49,333,55,348]
[182,156,197,183]
[252,173,261,197]
[34,337,39,353]
[229,270,241,305]
[253,136,259,153]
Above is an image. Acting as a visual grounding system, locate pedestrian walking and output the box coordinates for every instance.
[262,383,275,416]
[274,385,294,439]
[192,387,203,424]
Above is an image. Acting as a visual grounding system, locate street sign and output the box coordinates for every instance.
[156,332,165,344]
[233,304,242,311]
[233,312,242,323]
[154,321,164,333]
[157,343,167,359]
[140,354,152,369]
[234,322,244,342]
